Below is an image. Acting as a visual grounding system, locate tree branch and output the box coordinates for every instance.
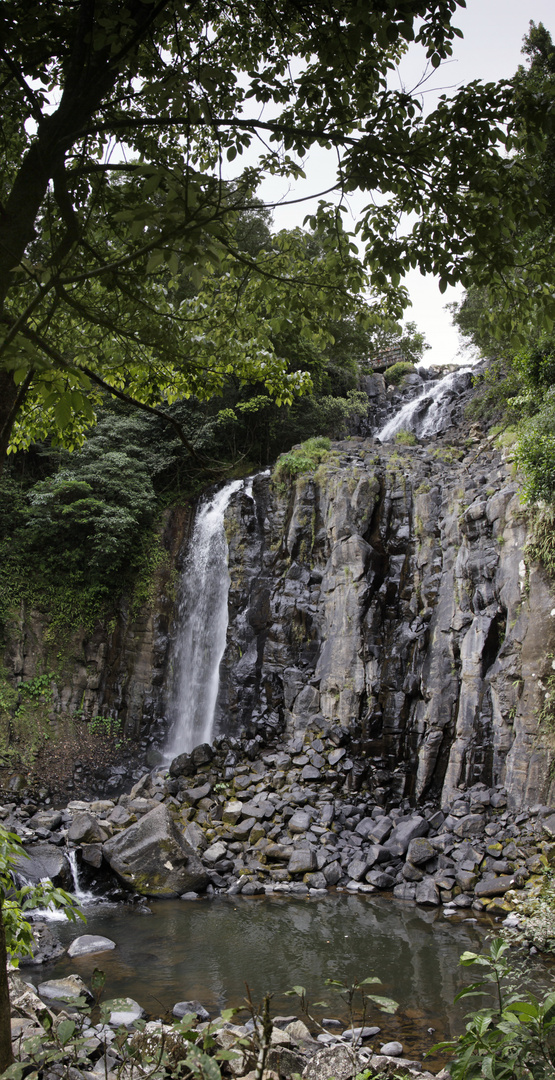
[16,322,204,463]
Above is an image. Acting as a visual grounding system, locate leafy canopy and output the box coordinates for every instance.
[1,0,553,459]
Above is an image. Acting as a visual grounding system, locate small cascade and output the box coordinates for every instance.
[65,848,97,904]
[376,366,473,442]
[165,478,245,759]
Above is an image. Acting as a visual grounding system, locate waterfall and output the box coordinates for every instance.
[376,367,474,443]
[65,849,97,904]
[165,479,245,759]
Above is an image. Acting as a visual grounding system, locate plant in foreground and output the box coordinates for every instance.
[432,938,555,1080]
[0,825,85,1072]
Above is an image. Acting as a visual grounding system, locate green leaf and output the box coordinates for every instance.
[53,394,73,431]
[57,1019,77,1045]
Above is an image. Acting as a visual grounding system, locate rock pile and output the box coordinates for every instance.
[3,723,554,913]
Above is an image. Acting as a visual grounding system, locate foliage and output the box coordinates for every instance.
[394,430,418,446]
[1,1,555,461]
[272,437,331,489]
[384,361,417,386]
[525,505,555,577]
[432,939,555,1080]
[0,824,84,1072]
[0,665,56,772]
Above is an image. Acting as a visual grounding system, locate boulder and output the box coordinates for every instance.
[68,935,116,958]
[385,816,428,856]
[169,752,195,778]
[222,800,243,824]
[474,875,515,898]
[183,821,208,852]
[203,841,227,865]
[415,879,440,906]
[102,803,208,897]
[365,870,395,889]
[38,975,92,1004]
[288,810,312,834]
[81,844,103,869]
[181,782,211,805]
[323,861,342,885]
[191,743,214,767]
[27,810,62,832]
[406,836,435,865]
[288,848,317,874]
[302,1044,361,1080]
[14,844,70,887]
[68,812,108,845]
[347,857,368,882]
[454,814,485,839]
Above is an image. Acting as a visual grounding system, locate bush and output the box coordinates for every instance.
[433,939,555,1080]
[394,430,417,446]
[273,437,331,487]
[384,361,417,386]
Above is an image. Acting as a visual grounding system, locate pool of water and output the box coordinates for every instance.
[30,893,499,1065]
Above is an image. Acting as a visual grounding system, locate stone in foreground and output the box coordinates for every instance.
[302,1044,360,1080]
[38,975,92,1004]
[103,997,145,1026]
[102,803,208,897]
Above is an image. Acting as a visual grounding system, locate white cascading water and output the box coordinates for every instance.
[65,848,97,904]
[165,479,245,759]
[376,367,473,443]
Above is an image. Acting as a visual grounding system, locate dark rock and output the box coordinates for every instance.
[288,848,317,874]
[191,744,214,767]
[173,1000,211,1021]
[365,870,395,889]
[102,803,208,897]
[406,836,435,865]
[68,812,108,845]
[14,844,70,887]
[474,875,515,897]
[169,753,195,778]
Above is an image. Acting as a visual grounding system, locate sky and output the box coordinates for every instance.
[257,1,555,367]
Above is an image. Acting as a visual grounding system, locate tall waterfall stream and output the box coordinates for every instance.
[165,479,245,758]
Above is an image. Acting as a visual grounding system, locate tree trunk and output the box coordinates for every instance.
[0,370,32,474]
[0,898,14,1072]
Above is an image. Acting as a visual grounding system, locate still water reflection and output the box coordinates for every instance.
[35,894,492,1062]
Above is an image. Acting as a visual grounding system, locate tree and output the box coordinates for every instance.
[1,0,553,465]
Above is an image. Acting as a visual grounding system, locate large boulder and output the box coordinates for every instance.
[68,811,108,844]
[102,804,208,897]
[14,844,70,887]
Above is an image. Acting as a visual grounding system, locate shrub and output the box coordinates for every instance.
[273,437,331,487]
[432,939,555,1080]
[384,361,417,386]
[394,430,417,446]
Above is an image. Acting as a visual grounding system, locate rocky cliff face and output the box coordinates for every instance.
[3,370,555,813]
[1,505,192,790]
[217,431,555,812]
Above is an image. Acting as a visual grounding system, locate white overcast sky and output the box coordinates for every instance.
[256,0,555,366]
